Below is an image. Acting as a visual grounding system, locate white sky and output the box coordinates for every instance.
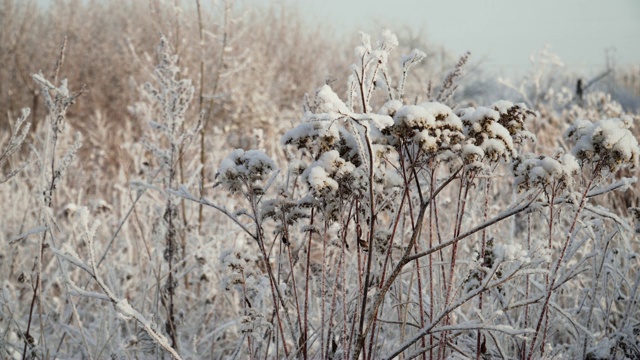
[295,0,640,76]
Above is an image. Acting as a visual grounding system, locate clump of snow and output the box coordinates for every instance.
[512,151,580,192]
[115,298,136,321]
[282,120,341,153]
[351,112,394,132]
[459,106,517,162]
[281,85,349,154]
[565,116,640,173]
[306,166,339,194]
[388,101,464,154]
[355,32,373,59]
[491,101,536,142]
[312,85,350,115]
[378,100,403,117]
[218,149,276,194]
[302,150,356,199]
[461,143,484,162]
[401,49,427,69]
[378,29,399,52]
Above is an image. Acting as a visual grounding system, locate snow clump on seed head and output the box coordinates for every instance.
[512,150,580,192]
[281,85,346,154]
[218,149,276,194]
[565,116,639,174]
[458,106,517,163]
[386,101,464,154]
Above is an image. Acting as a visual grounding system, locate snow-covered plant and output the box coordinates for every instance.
[458,101,536,164]
[131,36,201,354]
[512,150,580,192]
[565,116,639,174]
[9,69,86,359]
[181,30,640,360]
[218,149,277,195]
[0,108,32,183]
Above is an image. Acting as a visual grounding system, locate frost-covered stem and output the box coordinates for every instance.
[302,207,315,360]
[196,0,205,118]
[325,242,345,359]
[338,201,354,355]
[24,71,74,359]
[378,185,409,286]
[32,108,64,358]
[177,144,188,263]
[193,196,257,238]
[403,141,424,205]
[399,67,409,102]
[407,189,541,264]
[540,184,557,354]
[428,161,436,358]
[353,122,377,360]
[454,171,474,239]
[476,177,491,360]
[97,171,160,268]
[240,271,254,359]
[342,236,350,356]
[356,53,369,113]
[399,146,426,359]
[249,195,291,357]
[49,231,93,359]
[199,0,229,231]
[522,213,532,359]
[397,159,423,355]
[352,204,364,355]
[580,228,610,358]
[373,186,412,352]
[25,222,53,358]
[365,62,381,105]
[176,4,190,265]
[285,235,303,337]
[321,220,329,360]
[413,236,427,360]
[381,68,394,101]
[51,35,67,88]
[196,0,206,232]
[433,186,448,299]
[526,168,598,360]
[230,335,247,360]
[546,185,557,251]
[366,310,378,360]
[22,263,41,359]
[360,167,464,354]
[164,131,180,352]
[441,171,472,357]
[384,264,511,360]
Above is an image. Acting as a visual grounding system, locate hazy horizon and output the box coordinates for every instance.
[297,0,639,77]
[33,0,640,78]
